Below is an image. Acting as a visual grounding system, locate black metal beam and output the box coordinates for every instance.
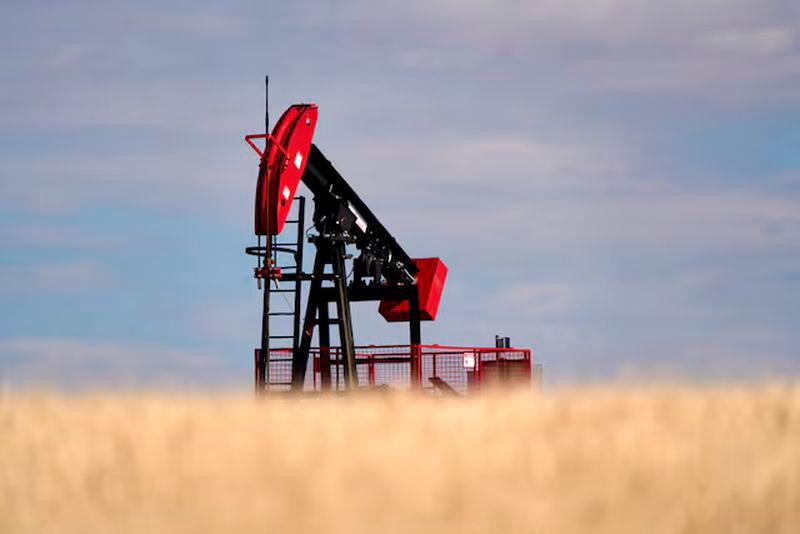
[302,144,418,285]
[318,284,416,302]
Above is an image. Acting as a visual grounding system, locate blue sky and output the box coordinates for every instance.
[1,0,799,388]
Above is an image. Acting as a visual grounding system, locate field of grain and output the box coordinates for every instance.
[1,386,798,533]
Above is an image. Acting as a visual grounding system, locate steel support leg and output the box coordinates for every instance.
[257,274,270,396]
[292,246,327,390]
[409,287,421,388]
[318,301,332,391]
[292,197,305,357]
[332,242,357,389]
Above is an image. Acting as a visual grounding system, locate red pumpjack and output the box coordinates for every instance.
[244,82,536,395]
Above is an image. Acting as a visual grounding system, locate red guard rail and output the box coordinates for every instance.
[255,344,538,395]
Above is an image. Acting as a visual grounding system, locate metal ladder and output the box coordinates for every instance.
[264,196,305,390]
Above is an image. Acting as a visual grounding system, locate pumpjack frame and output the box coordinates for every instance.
[285,236,422,391]
[245,76,446,395]
[247,142,427,394]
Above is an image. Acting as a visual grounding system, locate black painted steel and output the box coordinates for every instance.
[318,300,332,390]
[302,144,418,286]
[292,197,305,361]
[293,246,326,388]
[331,241,357,386]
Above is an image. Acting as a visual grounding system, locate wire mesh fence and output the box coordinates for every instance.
[257,345,536,395]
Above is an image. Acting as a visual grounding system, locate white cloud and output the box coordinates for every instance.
[707,27,795,55]
[616,343,800,382]
[388,184,800,255]
[330,0,800,104]
[1,0,799,384]
[3,0,798,217]
[426,136,632,191]
[0,262,115,294]
[190,298,260,342]
[142,12,243,37]
[1,144,255,216]
[491,283,572,315]
[0,78,256,131]
[0,337,235,389]
[0,224,121,249]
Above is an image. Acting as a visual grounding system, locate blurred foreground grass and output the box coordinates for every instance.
[1,386,799,533]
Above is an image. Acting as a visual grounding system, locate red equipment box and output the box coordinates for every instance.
[379,258,447,322]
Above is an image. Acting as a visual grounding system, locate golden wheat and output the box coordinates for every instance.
[1,386,799,533]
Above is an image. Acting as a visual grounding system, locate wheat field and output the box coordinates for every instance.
[1,386,799,534]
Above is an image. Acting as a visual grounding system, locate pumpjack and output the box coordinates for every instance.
[244,87,446,393]
[245,80,534,394]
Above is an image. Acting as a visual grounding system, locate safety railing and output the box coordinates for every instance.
[256,344,535,395]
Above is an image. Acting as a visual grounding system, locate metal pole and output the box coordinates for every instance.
[332,242,357,389]
[264,74,269,133]
[257,76,271,396]
[292,197,305,354]
[409,287,421,388]
[318,301,332,390]
[293,245,326,390]
[258,283,270,395]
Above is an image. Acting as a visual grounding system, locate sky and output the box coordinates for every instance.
[1,0,799,388]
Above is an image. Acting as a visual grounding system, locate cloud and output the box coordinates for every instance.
[0,337,236,389]
[0,142,255,215]
[615,343,800,382]
[312,0,800,105]
[3,0,798,216]
[0,223,121,249]
[0,79,255,131]
[343,134,633,193]
[1,0,799,385]
[706,26,795,55]
[0,262,115,294]
[190,298,260,342]
[386,183,800,255]
[142,12,243,37]
[490,283,572,316]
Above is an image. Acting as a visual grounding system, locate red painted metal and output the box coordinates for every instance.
[253,266,282,280]
[244,134,289,159]
[249,103,318,236]
[255,344,535,394]
[378,257,448,322]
